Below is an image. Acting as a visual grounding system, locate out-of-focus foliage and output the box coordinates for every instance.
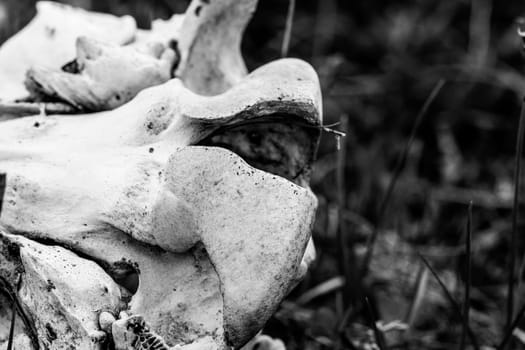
[4,0,525,349]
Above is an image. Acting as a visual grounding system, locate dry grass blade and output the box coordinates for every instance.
[7,274,21,350]
[507,97,525,332]
[365,297,388,350]
[336,114,359,309]
[419,254,480,350]
[7,297,16,350]
[497,302,525,350]
[295,276,345,305]
[0,173,5,216]
[404,262,430,328]
[281,0,295,57]
[460,202,473,350]
[360,79,446,277]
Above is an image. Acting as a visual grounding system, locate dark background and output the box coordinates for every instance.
[3,0,525,349]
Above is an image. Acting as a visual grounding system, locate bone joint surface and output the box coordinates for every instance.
[0,1,322,349]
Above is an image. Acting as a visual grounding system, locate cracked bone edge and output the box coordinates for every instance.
[176,0,258,95]
[0,146,316,347]
[0,1,136,101]
[0,231,122,349]
[25,37,176,111]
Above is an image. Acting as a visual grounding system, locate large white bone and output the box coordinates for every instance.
[0,59,320,152]
[0,146,316,347]
[0,59,321,348]
[0,0,322,347]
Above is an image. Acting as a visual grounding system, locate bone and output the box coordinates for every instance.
[0,54,320,350]
[0,146,315,347]
[0,58,321,154]
[176,0,258,95]
[0,0,257,107]
[0,1,136,101]
[0,1,323,347]
[25,37,176,111]
[0,230,122,349]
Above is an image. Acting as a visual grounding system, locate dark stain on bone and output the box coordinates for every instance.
[46,279,56,292]
[0,173,5,217]
[197,114,319,186]
[45,322,57,342]
[44,26,55,38]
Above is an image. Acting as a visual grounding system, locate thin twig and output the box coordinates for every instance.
[7,274,21,350]
[336,115,359,309]
[507,98,525,332]
[0,101,78,118]
[209,116,346,139]
[467,0,492,67]
[281,0,296,58]
[0,173,5,216]
[360,79,446,278]
[460,201,473,350]
[419,254,480,350]
[7,296,16,350]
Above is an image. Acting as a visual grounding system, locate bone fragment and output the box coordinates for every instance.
[0,2,136,100]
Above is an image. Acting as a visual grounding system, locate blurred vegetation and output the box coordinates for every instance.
[4,0,525,349]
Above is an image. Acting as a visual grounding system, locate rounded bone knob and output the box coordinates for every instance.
[99,311,117,333]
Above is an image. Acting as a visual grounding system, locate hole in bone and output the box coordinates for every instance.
[109,261,140,296]
[197,114,320,186]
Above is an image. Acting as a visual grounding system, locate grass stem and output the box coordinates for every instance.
[281,0,295,58]
[419,253,480,350]
[460,202,473,350]
[360,79,446,278]
[507,97,525,334]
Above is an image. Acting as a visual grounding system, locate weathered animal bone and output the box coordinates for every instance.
[0,0,322,348]
[176,0,258,95]
[25,37,177,111]
[0,0,257,115]
[0,1,136,101]
[0,57,321,349]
